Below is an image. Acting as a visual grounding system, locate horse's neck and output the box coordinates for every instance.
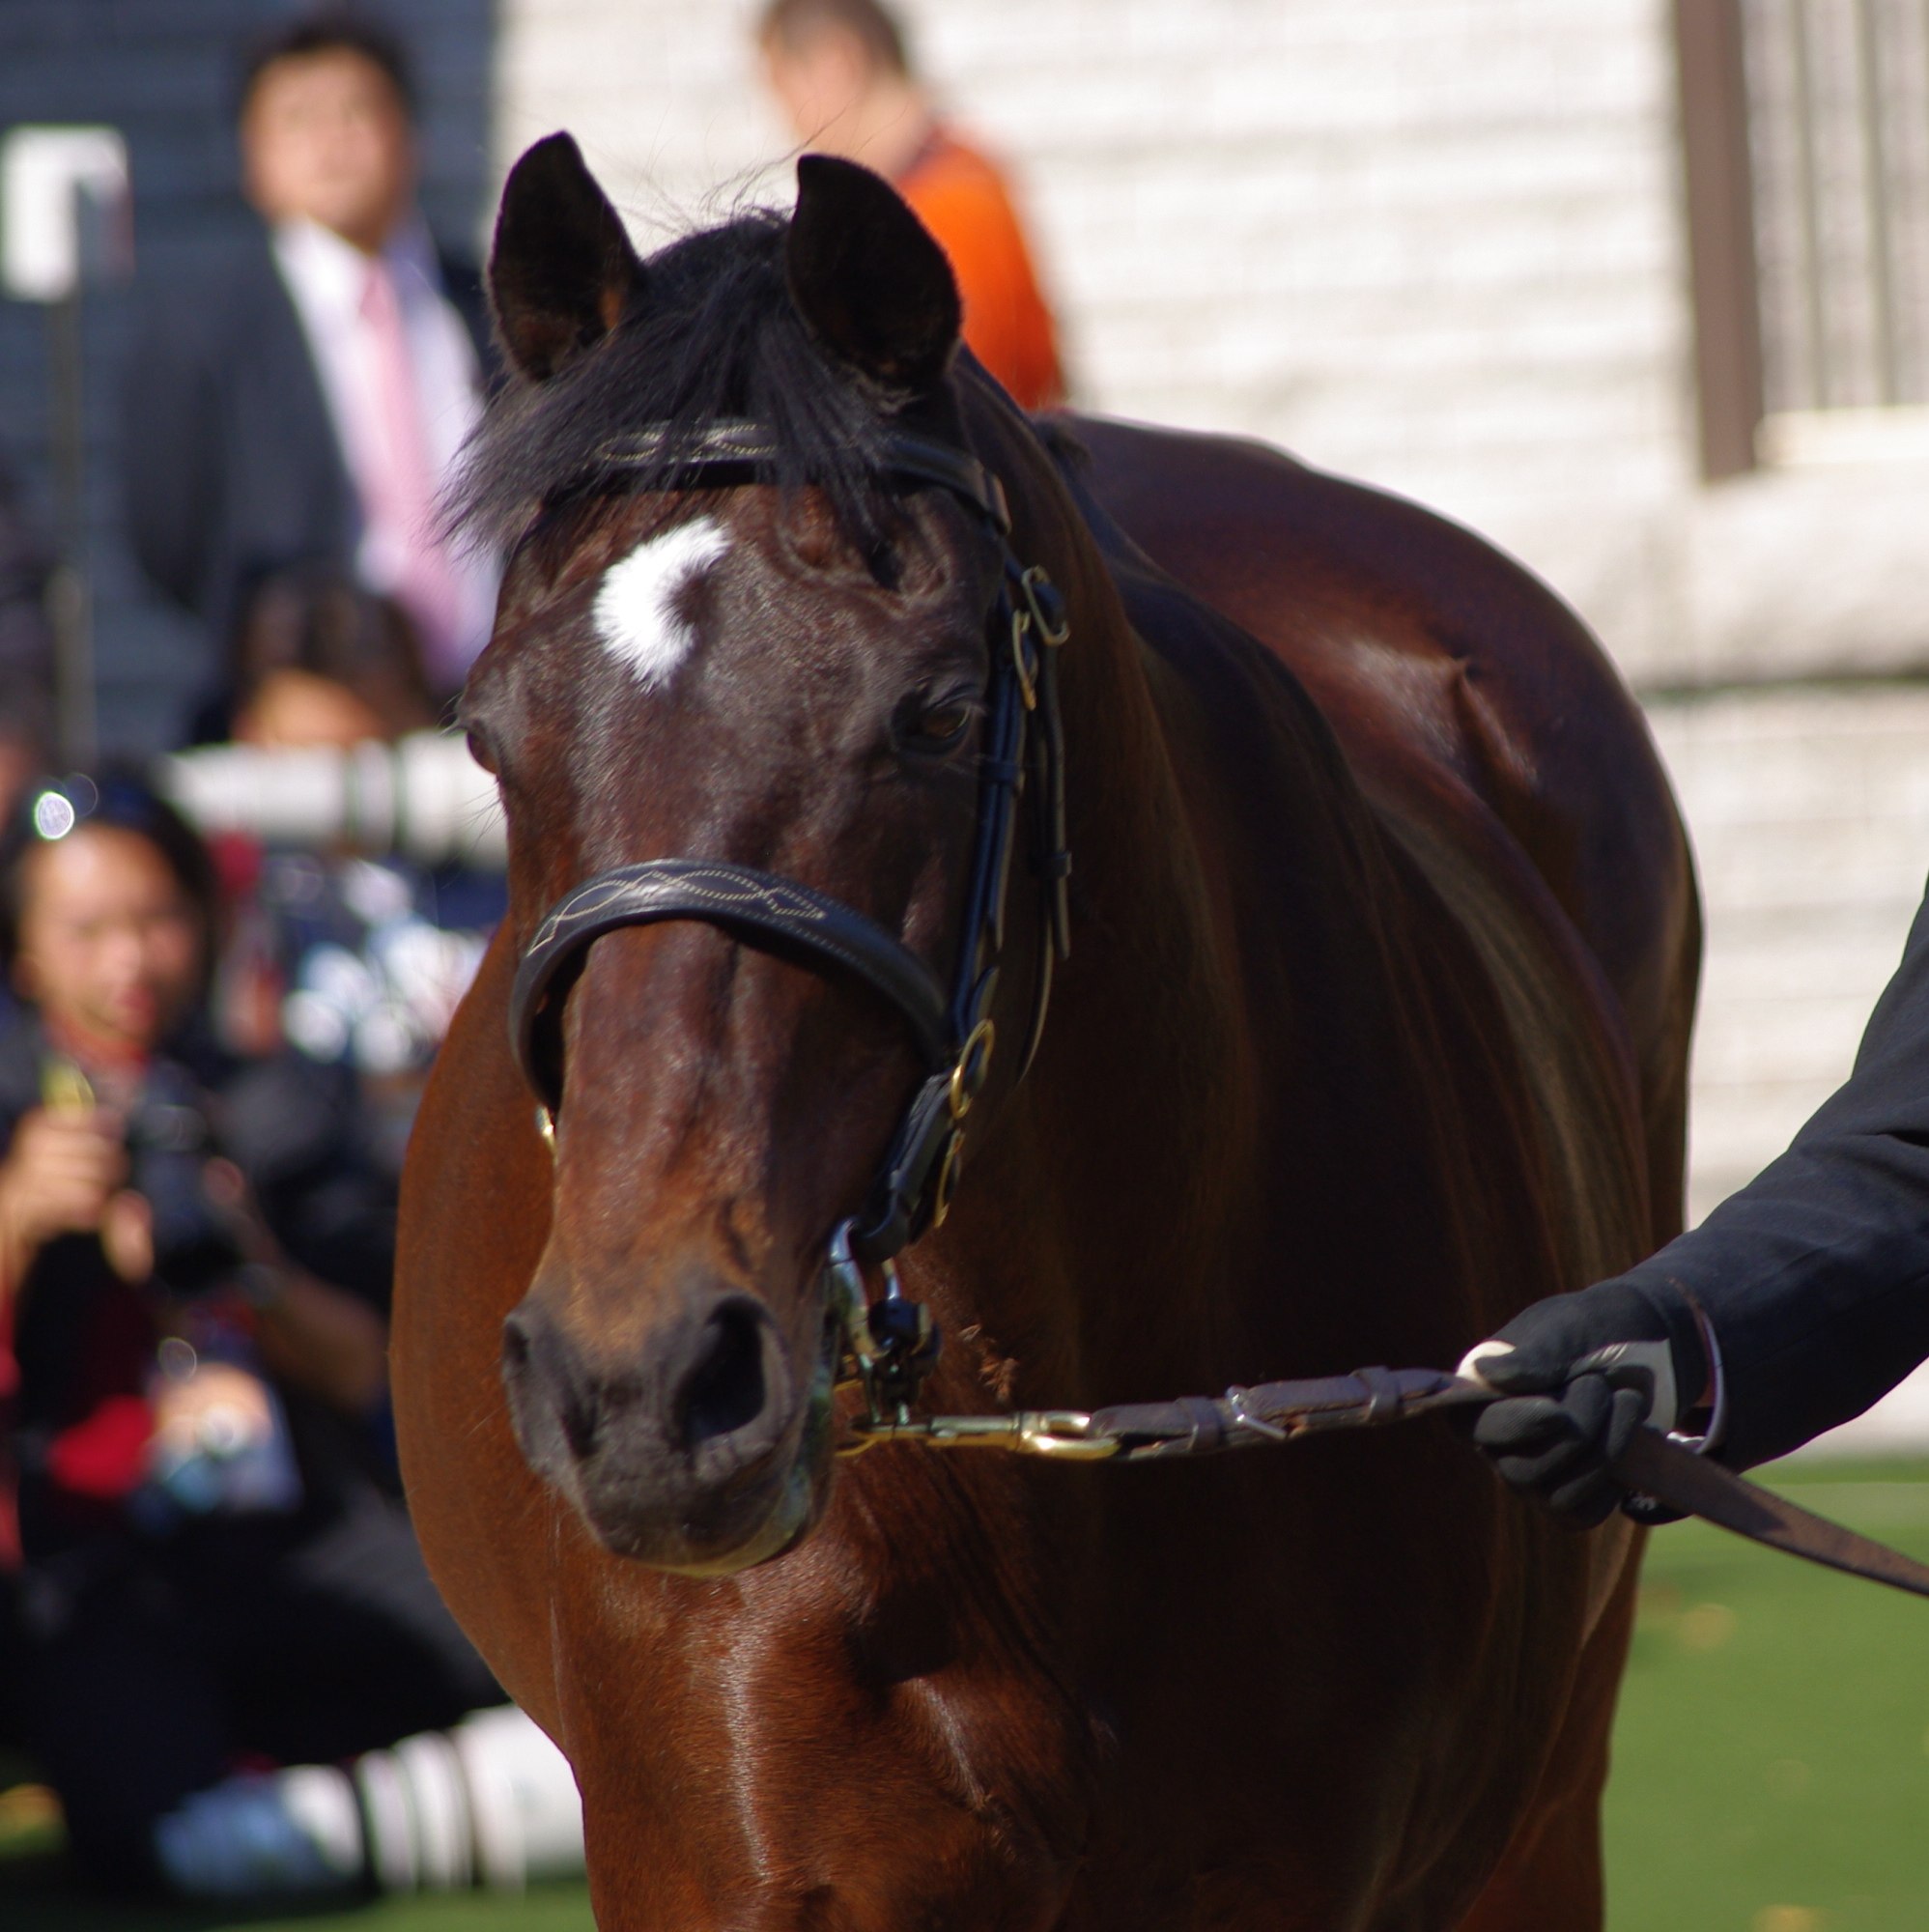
[962,457,1413,1380]
[974,514,1352,1329]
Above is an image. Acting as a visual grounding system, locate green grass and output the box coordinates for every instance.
[7,1459,1928,1929]
[0,1872,593,1932]
[1604,1456,1929,1932]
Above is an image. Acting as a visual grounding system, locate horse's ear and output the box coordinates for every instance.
[785,154,960,393]
[489,132,643,383]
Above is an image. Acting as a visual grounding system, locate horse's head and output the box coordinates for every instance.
[459,136,1060,1576]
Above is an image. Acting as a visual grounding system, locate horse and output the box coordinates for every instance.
[393,133,1698,1930]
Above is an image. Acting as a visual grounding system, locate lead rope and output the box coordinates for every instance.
[830,1342,1929,1602]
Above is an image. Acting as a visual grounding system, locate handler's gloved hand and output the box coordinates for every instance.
[1457,1283,1711,1527]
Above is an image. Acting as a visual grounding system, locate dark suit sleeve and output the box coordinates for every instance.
[1612,876,1929,1469]
[221,1053,397,1315]
[120,286,223,615]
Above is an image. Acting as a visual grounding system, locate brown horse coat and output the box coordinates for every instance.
[395,144,1696,1931]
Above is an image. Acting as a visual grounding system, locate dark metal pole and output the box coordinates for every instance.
[45,287,94,770]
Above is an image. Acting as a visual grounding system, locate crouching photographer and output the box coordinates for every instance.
[0,774,579,1898]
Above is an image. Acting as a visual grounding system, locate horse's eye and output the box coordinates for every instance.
[464,725,499,774]
[902,696,976,752]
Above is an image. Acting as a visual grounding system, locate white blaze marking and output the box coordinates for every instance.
[592,518,730,689]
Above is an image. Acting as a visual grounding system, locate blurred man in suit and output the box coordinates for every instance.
[758,0,1065,412]
[122,10,496,734]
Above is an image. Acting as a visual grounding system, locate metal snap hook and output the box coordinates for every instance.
[1019,565,1070,647]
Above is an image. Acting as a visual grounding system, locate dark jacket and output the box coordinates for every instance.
[118,218,490,726]
[0,1009,397,1554]
[1616,877,1929,1469]
[0,453,53,747]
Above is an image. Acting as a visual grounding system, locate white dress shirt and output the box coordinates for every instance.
[270,214,496,685]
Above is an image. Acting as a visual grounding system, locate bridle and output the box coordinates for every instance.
[507,416,1070,1422]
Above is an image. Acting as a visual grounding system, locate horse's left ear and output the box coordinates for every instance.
[785,154,960,393]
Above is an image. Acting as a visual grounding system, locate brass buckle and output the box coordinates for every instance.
[947,1017,996,1122]
[931,1132,961,1227]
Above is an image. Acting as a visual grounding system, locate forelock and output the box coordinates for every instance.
[445,212,902,562]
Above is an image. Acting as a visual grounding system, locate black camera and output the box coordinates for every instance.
[123,1066,246,1299]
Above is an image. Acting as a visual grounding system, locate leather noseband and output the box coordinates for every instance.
[513,860,952,1094]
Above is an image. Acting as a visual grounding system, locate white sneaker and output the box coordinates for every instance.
[154,1704,583,1899]
[450,1704,586,1889]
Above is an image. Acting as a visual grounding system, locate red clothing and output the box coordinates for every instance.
[898,128,1064,412]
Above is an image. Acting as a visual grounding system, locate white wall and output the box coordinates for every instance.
[1649,685,1929,1224]
[1647,682,1929,1453]
[492,2,1929,691]
[492,0,1700,658]
[494,0,1929,1169]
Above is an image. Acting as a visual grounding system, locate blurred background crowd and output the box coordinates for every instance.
[2,0,1929,1926]
[0,0,1079,1910]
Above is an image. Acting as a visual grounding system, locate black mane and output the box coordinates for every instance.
[448,210,906,554]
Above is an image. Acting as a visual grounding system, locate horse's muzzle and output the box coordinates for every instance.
[500,1283,832,1574]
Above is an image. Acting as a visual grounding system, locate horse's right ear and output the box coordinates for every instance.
[489,133,644,383]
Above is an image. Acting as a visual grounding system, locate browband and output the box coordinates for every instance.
[594,420,1011,535]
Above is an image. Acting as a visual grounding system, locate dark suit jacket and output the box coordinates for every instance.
[1616,878,1929,1468]
[119,217,489,730]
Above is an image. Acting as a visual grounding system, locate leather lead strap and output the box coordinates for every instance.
[1126,1376,1929,1600]
[1612,1425,1929,1600]
[855,1366,1929,1601]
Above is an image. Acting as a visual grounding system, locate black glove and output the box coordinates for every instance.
[1458,1282,1711,1526]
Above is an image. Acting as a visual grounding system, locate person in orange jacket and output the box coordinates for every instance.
[758,0,1066,412]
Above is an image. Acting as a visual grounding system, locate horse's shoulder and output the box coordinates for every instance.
[1057,412,1693,1074]
[1059,411,1630,784]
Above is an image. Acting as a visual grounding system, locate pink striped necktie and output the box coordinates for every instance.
[358,257,464,685]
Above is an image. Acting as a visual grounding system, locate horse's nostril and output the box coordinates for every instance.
[502,1314,533,1375]
[677,1301,769,1450]
[561,1386,602,1461]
